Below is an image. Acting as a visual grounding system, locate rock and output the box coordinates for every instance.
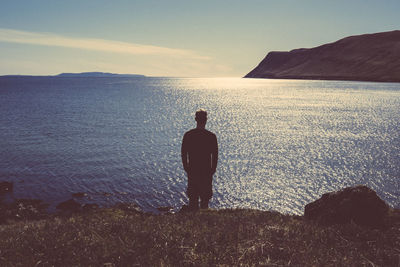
[157,206,173,213]
[82,203,99,211]
[115,203,143,213]
[72,192,87,198]
[179,204,198,213]
[13,199,48,219]
[179,205,191,213]
[0,181,13,193]
[0,198,48,222]
[56,199,82,212]
[304,185,389,228]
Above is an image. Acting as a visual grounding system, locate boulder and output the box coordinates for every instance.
[115,203,143,213]
[72,192,87,198]
[179,204,198,213]
[0,198,48,222]
[157,206,173,213]
[0,181,13,194]
[56,199,82,212]
[304,185,389,228]
[82,203,99,211]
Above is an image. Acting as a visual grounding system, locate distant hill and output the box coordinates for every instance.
[57,72,145,78]
[245,30,400,82]
[1,72,146,78]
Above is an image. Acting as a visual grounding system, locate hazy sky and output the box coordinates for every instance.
[1,0,399,77]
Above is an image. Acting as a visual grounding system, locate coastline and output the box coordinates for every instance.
[245,31,400,84]
[0,206,399,266]
[1,183,400,266]
[243,75,400,84]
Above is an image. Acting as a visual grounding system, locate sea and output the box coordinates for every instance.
[0,76,399,214]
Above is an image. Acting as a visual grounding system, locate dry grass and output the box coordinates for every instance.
[0,208,399,266]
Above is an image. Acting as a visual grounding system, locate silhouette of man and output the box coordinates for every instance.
[181,109,218,210]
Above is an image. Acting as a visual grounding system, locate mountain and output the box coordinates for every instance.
[245,31,400,82]
[56,72,145,78]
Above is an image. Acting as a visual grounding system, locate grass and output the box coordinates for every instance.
[0,208,399,266]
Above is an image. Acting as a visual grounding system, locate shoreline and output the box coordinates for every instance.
[1,182,400,222]
[0,206,399,266]
[243,75,400,84]
[1,183,399,265]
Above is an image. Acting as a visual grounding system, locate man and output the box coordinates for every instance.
[181,109,218,210]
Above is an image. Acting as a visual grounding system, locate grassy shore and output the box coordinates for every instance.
[0,207,399,266]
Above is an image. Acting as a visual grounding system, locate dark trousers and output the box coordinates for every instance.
[189,196,210,210]
[187,173,212,210]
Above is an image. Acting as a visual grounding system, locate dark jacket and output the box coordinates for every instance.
[181,128,218,176]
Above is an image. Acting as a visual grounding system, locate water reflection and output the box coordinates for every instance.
[0,77,399,214]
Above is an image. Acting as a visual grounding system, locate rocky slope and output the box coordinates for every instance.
[245,30,400,82]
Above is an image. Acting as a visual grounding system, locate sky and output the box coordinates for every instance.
[0,0,399,77]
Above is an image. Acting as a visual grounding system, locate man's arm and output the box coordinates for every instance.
[211,134,218,174]
[181,133,189,173]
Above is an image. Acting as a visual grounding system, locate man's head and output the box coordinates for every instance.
[195,109,207,127]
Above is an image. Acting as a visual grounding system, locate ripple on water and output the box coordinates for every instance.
[0,77,399,214]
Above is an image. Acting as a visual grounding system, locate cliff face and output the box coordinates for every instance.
[245,31,400,82]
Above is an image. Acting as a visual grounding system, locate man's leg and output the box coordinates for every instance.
[199,175,212,209]
[187,174,200,211]
[188,195,199,211]
[200,198,209,209]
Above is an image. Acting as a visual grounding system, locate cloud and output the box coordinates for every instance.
[0,28,210,60]
[0,28,239,77]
